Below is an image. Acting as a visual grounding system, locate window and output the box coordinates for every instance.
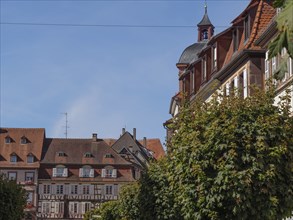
[57,151,66,157]
[4,136,11,144]
[202,29,208,40]
[56,185,64,194]
[265,51,270,81]
[26,191,33,204]
[10,154,17,163]
[233,29,239,52]
[225,83,230,96]
[104,153,113,158]
[71,185,78,194]
[84,152,93,158]
[244,15,250,41]
[43,185,51,194]
[190,70,195,93]
[53,166,68,177]
[239,70,248,98]
[8,172,17,181]
[27,154,34,163]
[202,56,207,82]
[69,202,79,214]
[25,172,34,182]
[82,202,91,214]
[79,166,94,178]
[102,167,117,178]
[42,202,51,214]
[105,185,113,195]
[212,45,217,69]
[53,202,64,214]
[82,185,90,194]
[21,136,27,144]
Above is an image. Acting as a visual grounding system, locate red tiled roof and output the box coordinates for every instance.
[41,138,131,165]
[139,139,165,160]
[0,128,45,168]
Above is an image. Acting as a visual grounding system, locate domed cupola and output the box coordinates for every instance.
[197,2,214,42]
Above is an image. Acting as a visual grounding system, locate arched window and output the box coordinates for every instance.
[202,29,208,40]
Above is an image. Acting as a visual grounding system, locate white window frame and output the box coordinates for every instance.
[56,185,64,194]
[243,69,248,98]
[82,185,90,195]
[25,172,34,182]
[71,185,78,194]
[8,172,17,181]
[105,185,113,195]
[27,154,34,163]
[10,155,17,163]
[43,184,51,194]
[42,202,51,214]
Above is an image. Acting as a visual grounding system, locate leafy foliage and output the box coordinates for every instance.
[83,200,120,220]
[167,89,293,219]
[85,89,293,220]
[0,174,26,220]
[269,0,293,59]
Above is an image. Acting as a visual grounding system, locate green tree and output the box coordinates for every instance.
[83,200,120,220]
[0,174,26,220]
[268,0,293,59]
[167,89,293,219]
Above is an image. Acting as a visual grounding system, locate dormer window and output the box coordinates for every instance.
[21,136,28,144]
[5,136,11,144]
[10,153,17,163]
[27,154,34,163]
[57,151,66,157]
[101,166,117,178]
[79,165,94,178]
[244,15,250,41]
[233,29,239,52]
[212,45,217,70]
[104,153,113,158]
[84,152,93,158]
[53,165,68,177]
[202,55,207,82]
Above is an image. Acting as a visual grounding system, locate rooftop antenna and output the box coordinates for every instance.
[61,112,69,138]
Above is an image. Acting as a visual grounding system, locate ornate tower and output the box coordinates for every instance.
[197,2,214,42]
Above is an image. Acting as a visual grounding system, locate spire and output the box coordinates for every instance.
[197,1,214,42]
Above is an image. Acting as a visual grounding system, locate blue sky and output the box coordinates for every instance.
[0,0,249,145]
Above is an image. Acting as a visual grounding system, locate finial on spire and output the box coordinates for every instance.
[204,0,207,14]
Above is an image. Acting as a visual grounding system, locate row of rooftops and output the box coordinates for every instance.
[0,127,165,168]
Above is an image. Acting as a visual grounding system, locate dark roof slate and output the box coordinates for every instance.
[197,12,213,27]
[178,42,207,64]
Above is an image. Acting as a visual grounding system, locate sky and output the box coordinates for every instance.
[0,0,249,145]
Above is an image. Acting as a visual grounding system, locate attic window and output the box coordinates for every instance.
[10,153,17,163]
[5,136,11,144]
[21,136,27,144]
[233,29,239,52]
[244,15,250,41]
[84,152,93,158]
[104,153,113,158]
[57,152,66,157]
[27,154,34,163]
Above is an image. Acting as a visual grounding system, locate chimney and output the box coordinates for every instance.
[143,137,147,148]
[133,128,136,140]
[92,133,97,142]
[122,128,126,135]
